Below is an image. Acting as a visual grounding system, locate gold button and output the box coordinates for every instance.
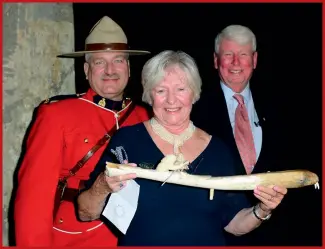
[59,218,63,224]
[84,138,88,143]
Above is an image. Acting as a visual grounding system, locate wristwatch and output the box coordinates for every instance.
[253,204,272,221]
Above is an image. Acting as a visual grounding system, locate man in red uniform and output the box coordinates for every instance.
[14,16,151,246]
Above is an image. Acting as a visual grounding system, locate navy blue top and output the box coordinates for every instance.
[85,123,251,246]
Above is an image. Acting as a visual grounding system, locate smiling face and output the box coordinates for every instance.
[84,52,129,100]
[214,38,257,93]
[151,65,194,132]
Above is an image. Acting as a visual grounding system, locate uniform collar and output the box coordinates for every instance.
[83,88,128,111]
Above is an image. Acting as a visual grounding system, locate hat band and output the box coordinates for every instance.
[85,43,129,51]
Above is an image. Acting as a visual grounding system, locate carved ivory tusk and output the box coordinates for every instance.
[105,162,319,190]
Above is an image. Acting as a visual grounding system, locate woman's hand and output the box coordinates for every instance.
[253,185,287,212]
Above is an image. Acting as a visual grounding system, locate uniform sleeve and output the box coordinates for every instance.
[14,104,64,246]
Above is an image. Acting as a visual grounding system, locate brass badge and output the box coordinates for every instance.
[98,98,106,107]
[122,100,126,109]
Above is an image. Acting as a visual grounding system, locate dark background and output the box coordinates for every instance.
[72,3,322,246]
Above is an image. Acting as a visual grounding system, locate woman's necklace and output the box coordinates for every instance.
[149,117,196,161]
[150,118,215,200]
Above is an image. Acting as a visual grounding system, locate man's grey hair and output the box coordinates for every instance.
[85,53,92,63]
[141,50,202,105]
[214,25,257,54]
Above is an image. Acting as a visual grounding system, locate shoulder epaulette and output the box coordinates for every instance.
[42,93,85,104]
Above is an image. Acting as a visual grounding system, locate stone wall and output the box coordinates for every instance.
[3,3,75,245]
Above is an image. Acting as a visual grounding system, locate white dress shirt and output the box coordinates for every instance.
[220,82,262,162]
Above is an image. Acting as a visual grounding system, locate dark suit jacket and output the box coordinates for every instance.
[190,77,289,246]
[191,80,282,175]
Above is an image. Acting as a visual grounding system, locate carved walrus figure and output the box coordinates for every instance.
[105,155,320,190]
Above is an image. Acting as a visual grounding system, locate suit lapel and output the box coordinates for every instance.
[209,83,247,175]
[250,86,269,173]
[214,83,269,175]
[192,81,270,175]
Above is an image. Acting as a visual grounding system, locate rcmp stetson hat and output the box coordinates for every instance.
[58,16,150,58]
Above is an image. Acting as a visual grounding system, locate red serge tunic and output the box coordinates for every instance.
[14,88,150,246]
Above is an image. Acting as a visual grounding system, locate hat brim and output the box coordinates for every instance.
[57,49,150,58]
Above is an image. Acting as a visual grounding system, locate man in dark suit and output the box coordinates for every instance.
[192,24,281,176]
[191,24,289,245]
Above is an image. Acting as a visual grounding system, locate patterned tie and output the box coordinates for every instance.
[233,94,256,174]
